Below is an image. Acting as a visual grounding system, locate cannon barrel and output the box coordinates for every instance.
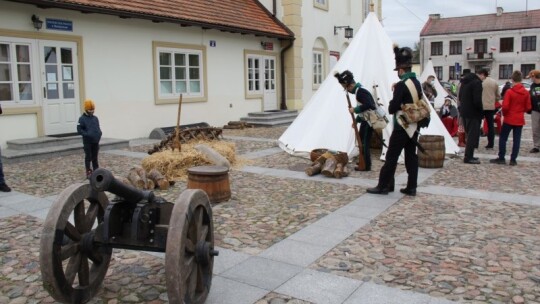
[90,168,155,203]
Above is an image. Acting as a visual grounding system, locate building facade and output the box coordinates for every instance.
[0,0,380,148]
[262,0,381,109]
[420,8,540,84]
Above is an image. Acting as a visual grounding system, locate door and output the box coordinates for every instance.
[262,56,277,111]
[40,40,79,135]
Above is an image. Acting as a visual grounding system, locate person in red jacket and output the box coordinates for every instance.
[490,71,532,166]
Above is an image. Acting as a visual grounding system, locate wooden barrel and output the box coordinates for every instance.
[187,165,231,203]
[418,135,445,168]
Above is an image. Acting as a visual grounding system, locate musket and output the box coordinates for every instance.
[345,92,366,171]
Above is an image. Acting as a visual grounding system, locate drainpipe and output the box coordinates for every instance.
[273,0,277,16]
[280,39,294,110]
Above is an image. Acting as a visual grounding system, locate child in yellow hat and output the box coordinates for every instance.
[77,99,102,178]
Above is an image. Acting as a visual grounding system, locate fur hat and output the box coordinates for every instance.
[334,70,355,85]
[393,46,413,71]
[84,99,95,111]
[528,69,540,79]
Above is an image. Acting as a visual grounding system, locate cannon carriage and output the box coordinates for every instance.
[39,168,218,304]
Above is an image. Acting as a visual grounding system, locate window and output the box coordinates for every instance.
[0,42,34,103]
[521,64,535,78]
[314,0,328,10]
[313,51,323,87]
[431,42,443,56]
[264,58,275,91]
[449,66,456,80]
[449,41,462,55]
[499,64,513,80]
[500,37,513,52]
[474,39,487,54]
[522,36,536,52]
[247,56,261,93]
[434,66,443,80]
[155,43,205,102]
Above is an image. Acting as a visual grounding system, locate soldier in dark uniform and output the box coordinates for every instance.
[335,70,376,171]
[366,46,422,196]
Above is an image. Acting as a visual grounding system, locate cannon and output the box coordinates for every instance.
[39,168,218,304]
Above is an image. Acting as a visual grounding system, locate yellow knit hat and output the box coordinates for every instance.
[84,99,95,111]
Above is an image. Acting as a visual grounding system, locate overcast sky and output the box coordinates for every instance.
[382,0,540,48]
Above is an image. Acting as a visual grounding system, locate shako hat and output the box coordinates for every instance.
[334,70,355,85]
[393,45,413,71]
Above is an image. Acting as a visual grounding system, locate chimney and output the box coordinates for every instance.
[429,14,441,20]
[496,7,503,16]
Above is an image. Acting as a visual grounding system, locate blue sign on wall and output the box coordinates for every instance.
[46,19,73,31]
[455,62,461,73]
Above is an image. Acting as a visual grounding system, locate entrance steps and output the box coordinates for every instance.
[1,136,129,164]
[239,110,298,127]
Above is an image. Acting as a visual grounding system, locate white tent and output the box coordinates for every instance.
[278,12,460,159]
[420,60,450,109]
[278,12,396,158]
[418,61,461,155]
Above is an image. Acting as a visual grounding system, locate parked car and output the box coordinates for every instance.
[498,81,531,93]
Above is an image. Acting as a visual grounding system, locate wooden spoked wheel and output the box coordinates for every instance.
[40,183,111,303]
[166,189,216,304]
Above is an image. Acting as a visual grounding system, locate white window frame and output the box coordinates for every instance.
[0,38,37,105]
[314,0,328,10]
[153,42,206,104]
[312,50,324,88]
[247,54,262,95]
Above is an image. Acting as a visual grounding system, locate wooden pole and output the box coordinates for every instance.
[173,94,183,152]
[346,92,366,171]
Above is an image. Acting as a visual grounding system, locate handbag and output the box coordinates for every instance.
[398,79,431,128]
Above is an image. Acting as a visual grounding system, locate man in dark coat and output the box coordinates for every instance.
[366,46,422,196]
[458,70,483,164]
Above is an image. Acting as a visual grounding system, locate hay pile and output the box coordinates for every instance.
[142,140,237,181]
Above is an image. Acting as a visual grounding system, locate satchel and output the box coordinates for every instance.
[398,79,431,128]
[363,109,388,130]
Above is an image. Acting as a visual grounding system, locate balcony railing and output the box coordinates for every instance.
[466,52,494,61]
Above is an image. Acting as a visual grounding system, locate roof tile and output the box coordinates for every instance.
[420,9,540,36]
[12,0,293,39]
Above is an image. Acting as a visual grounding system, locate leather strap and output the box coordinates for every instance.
[405,79,420,103]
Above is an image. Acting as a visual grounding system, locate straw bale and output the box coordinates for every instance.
[141,139,237,181]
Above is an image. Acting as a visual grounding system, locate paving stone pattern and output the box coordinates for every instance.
[312,195,540,303]
[1,124,539,304]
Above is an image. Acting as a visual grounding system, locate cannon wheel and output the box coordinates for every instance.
[40,183,112,303]
[166,189,215,303]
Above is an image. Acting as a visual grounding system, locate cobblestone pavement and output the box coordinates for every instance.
[1,125,539,303]
[312,195,540,304]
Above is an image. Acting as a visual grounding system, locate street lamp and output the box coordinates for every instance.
[334,26,354,39]
[31,15,43,30]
